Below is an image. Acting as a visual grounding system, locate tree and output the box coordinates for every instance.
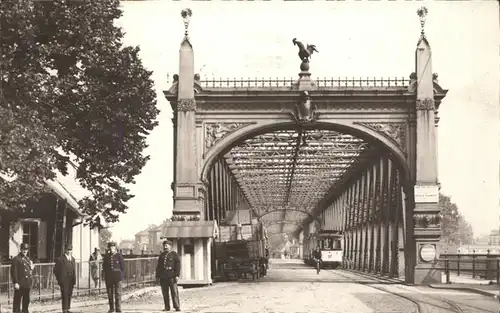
[439,193,474,245]
[1,0,159,227]
[99,228,113,252]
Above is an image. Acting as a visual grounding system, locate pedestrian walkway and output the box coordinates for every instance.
[427,272,499,298]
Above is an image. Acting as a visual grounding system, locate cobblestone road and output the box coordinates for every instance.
[35,260,499,313]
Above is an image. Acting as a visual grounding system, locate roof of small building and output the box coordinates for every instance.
[161,220,217,239]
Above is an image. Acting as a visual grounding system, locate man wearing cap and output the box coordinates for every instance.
[103,242,124,313]
[54,244,76,313]
[156,240,181,311]
[10,242,33,313]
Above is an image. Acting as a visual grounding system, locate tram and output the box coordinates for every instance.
[304,230,343,269]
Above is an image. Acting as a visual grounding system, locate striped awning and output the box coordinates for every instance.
[161,220,218,239]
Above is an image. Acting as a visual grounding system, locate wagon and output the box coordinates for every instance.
[216,239,268,281]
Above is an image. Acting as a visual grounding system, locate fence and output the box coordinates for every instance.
[438,253,500,284]
[0,257,158,305]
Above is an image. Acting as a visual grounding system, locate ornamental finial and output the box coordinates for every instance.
[417,6,428,36]
[181,8,192,38]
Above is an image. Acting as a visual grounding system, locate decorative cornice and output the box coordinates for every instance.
[176,99,196,112]
[416,98,435,111]
[356,122,407,152]
[204,122,254,152]
[171,213,201,222]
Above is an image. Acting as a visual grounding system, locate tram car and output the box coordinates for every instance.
[304,230,343,269]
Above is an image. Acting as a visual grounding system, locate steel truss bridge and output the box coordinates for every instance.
[163,10,448,286]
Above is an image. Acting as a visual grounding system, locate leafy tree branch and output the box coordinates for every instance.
[1,0,159,228]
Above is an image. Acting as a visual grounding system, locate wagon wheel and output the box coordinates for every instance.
[220,264,228,282]
[261,262,267,276]
[251,261,258,280]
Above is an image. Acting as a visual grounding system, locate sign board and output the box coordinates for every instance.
[414,185,439,203]
[420,244,436,263]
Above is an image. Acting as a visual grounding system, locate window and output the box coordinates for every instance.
[22,222,38,260]
[319,237,341,250]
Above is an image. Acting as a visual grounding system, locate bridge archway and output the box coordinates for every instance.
[164,9,448,286]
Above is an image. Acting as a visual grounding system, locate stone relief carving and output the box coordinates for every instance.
[413,213,441,228]
[290,91,319,124]
[205,122,254,150]
[176,99,196,111]
[357,122,407,151]
[416,98,435,111]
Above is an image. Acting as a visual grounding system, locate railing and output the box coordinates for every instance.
[438,253,500,284]
[0,257,158,305]
[189,77,411,89]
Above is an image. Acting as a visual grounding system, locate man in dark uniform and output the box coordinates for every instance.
[54,244,76,313]
[156,240,181,312]
[10,243,33,313]
[103,242,124,313]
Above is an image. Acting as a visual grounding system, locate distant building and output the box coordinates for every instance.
[148,225,163,254]
[488,230,500,245]
[475,234,490,245]
[133,224,156,254]
[132,224,163,255]
[119,239,134,255]
[457,244,500,254]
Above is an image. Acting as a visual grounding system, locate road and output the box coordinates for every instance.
[36,259,499,313]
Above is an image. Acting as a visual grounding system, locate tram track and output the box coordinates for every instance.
[332,269,497,313]
[330,270,424,313]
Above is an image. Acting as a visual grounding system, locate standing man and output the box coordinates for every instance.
[54,244,76,313]
[103,242,124,313]
[155,240,181,312]
[10,243,33,313]
[89,247,102,288]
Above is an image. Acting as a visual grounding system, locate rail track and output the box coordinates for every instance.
[331,270,423,313]
[334,269,498,313]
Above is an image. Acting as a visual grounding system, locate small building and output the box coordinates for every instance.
[160,220,217,286]
[1,162,99,265]
[488,230,500,246]
[0,160,100,290]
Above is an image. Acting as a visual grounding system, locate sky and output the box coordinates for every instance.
[100,0,499,242]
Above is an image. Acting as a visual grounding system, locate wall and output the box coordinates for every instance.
[7,218,96,264]
[72,223,99,279]
[8,221,24,259]
[8,219,47,260]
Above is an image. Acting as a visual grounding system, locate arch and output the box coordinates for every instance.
[201,120,410,186]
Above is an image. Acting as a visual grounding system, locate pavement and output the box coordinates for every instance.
[425,271,500,298]
[22,259,500,313]
[429,281,499,298]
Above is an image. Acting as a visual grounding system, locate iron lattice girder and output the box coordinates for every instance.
[224,129,377,234]
[228,151,363,158]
